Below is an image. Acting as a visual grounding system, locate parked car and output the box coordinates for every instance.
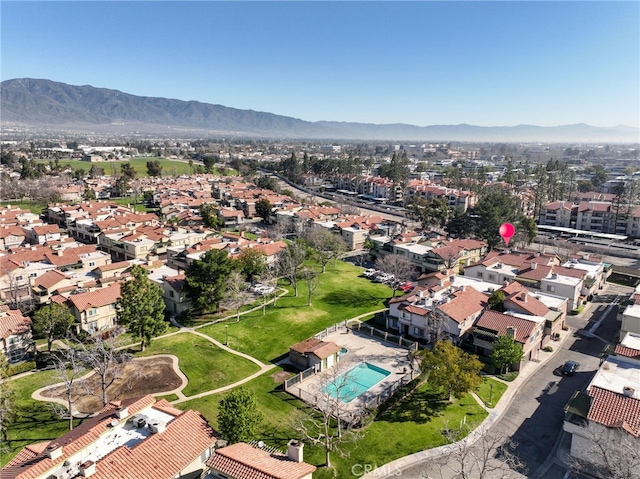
[397,281,414,292]
[363,268,377,278]
[561,360,580,375]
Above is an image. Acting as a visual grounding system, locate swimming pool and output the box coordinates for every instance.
[322,362,391,403]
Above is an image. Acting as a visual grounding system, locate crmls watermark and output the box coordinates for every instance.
[351,463,403,477]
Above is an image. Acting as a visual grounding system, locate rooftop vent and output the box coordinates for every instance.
[79,460,96,477]
[148,421,166,434]
[115,406,128,419]
[287,439,304,463]
[623,386,635,397]
[46,443,63,460]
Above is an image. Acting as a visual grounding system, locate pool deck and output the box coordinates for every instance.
[290,329,414,414]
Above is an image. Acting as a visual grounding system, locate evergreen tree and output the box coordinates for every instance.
[185,249,238,313]
[218,387,263,444]
[420,341,482,400]
[116,265,167,351]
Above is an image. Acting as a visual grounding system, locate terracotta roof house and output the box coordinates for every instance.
[2,395,219,479]
[471,309,545,369]
[63,282,123,334]
[563,354,640,475]
[0,308,33,363]
[205,441,316,479]
[289,338,342,372]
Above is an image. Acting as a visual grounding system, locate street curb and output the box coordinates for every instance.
[362,327,574,478]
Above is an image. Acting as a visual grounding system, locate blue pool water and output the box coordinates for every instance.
[322,362,391,403]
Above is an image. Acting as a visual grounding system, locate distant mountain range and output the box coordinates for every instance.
[1,78,638,143]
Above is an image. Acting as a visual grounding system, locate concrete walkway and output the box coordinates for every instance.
[362,326,575,478]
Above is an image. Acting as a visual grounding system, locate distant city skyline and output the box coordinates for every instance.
[2,1,638,128]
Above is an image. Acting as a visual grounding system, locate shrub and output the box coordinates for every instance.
[7,360,36,376]
[543,346,553,352]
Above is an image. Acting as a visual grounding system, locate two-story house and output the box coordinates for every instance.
[59,282,122,334]
[0,306,34,363]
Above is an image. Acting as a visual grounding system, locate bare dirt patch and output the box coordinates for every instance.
[40,356,183,414]
[271,370,293,384]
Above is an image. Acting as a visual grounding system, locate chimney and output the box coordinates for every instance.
[530,262,537,270]
[623,386,635,398]
[115,406,129,419]
[149,421,166,434]
[80,460,96,477]
[46,443,63,460]
[520,292,527,302]
[506,327,516,339]
[287,439,304,463]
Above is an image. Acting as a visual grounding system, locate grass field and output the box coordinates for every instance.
[135,332,261,397]
[475,376,508,408]
[37,157,235,178]
[177,369,488,478]
[0,200,48,214]
[198,261,390,363]
[1,370,81,467]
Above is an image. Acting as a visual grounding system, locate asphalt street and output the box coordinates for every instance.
[389,282,633,479]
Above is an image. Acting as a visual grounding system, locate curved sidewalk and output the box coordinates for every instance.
[362,327,574,478]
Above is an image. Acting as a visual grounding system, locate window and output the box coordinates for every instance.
[476,272,483,278]
[413,327,423,337]
[89,262,95,267]
[9,336,19,345]
[546,285,555,292]
[29,272,37,278]
[390,318,399,329]
[88,321,97,332]
[488,274,495,281]
[15,276,23,282]
[169,291,175,298]
[88,308,98,317]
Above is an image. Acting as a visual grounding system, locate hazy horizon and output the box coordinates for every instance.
[2,2,638,128]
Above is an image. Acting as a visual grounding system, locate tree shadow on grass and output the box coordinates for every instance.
[322,290,384,308]
[377,389,447,424]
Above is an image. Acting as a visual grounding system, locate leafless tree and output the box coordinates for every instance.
[301,266,321,306]
[304,228,348,273]
[292,360,366,469]
[435,245,461,270]
[277,240,307,297]
[77,335,132,408]
[374,253,416,298]
[338,203,361,216]
[566,422,640,479]
[421,423,526,479]
[426,307,448,343]
[221,270,252,322]
[50,347,85,431]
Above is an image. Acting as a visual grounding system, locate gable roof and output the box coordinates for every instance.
[206,442,316,479]
[290,338,341,359]
[67,283,121,312]
[0,309,31,340]
[474,310,539,344]
[437,287,487,324]
[4,395,218,479]
[587,386,640,437]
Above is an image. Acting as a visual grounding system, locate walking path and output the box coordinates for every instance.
[362,326,575,478]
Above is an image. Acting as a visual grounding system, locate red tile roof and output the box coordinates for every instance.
[4,396,218,479]
[504,291,550,318]
[290,338,341,359]
[437,287,487,324]
[587,386,640,436]
[0,310,31,340]
[33,269,69,290]
[614,344,640,359]
[474,310,539,344]
[67,283,121,312]
[207,442,316,479]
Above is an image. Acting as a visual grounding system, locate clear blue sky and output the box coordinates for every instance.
[2,1,638,128]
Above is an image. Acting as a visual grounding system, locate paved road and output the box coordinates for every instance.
[392,283,632,479]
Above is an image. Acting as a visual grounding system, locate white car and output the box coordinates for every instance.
[363,268,377,278]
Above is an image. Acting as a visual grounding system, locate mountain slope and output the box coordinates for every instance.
[1,78,638,142]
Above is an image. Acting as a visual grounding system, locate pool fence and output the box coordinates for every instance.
[313,319,418,351]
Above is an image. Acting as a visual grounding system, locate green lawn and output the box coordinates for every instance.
[475,377,508,408]
[1,370,81,467]
[135,332,261,397]
[0,200,48,215]
[177,370,488,478]
[197,262,391,363]
[41,157,236,178]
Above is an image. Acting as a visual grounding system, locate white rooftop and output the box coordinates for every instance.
[505,311,546,324]
[620,331,640,351]
[48,405,175,479]
[542,272,581,286]
[562,259,601,278]
[622,304,640,319]
[449,275,500,294]
[589,355,640,399]
[529,291,567,310]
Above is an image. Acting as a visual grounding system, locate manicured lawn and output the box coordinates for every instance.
[177,370,488,479]
[0,200,48,215]
[197,262,391,363]
[155,393,179,402]
[475,376,508,408]
[1,370,81,467]
[135,332,260,397]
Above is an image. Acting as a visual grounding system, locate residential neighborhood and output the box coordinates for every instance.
[0,138,638,479]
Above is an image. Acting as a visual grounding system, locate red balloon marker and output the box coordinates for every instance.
[499,223,515,246]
